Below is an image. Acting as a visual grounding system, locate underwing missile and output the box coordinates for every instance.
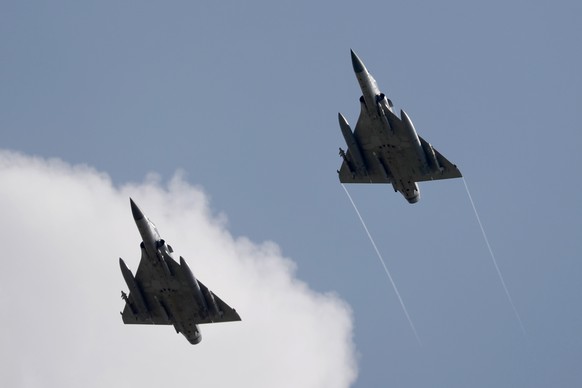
[180,256,208,312]
[420,137,443,174]
[121,291,138,316]
[119,258,149,315]
[400,110,429,170]
[339,112,368,176]
[202,288,223,321]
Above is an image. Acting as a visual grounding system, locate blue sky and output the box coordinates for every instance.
[1,1,581,387]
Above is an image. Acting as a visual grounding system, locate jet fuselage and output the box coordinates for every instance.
[351,50,420,203]
[338,50,462,203]
[119,199,241,344]
[125,199,202,344]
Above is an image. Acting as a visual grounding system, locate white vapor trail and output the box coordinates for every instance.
[462,177,527,336]
[341,184,422,346]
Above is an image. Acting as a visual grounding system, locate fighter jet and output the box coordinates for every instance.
[119,198,241,344]
[338,50,462,203]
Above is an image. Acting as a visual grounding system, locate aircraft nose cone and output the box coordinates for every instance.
[130,198,145,221]
[350,49,366,73]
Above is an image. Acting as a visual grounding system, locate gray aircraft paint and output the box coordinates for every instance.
[119,199,241,344]
[338,50,462,203]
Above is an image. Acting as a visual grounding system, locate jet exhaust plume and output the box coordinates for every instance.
[342,184,422,346]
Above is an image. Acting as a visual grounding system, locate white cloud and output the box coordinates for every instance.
[0,150,357,388]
